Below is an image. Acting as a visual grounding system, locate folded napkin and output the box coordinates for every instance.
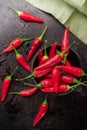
[26,0,87,44]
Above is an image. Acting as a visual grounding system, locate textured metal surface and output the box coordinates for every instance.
[0,0,87,130]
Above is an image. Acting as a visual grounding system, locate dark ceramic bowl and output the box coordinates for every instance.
[31,45,82,96]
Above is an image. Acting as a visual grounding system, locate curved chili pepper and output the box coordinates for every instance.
[49,42,58,58]
[39,40,49,65]
[35,54,63,70]
[8,5,43,23]
[0,67,17,102]
[13,47,31,72]
[16,67,53,81]
[33,96,48,126]
[56,65,86,77]
[8,87,38,96]
[52,68,60,94]
[27,26,47,61]
[38,49,43,64]
[35,41,75,70]
[2,37,32,53]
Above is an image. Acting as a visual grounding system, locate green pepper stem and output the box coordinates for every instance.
[8,92,20,95]
[24,82,36,87]
[68,81,87,90]
[44,40,48,57]
[43,95,48,105]
[13,46,20,57]
[56,41,75,57]
[8,4,21,16]
[15,72,34,81]
[38,26,47,40]
[10,67,18,76]
[20,38,33,43]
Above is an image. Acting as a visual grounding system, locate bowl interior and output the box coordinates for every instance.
[32,45,81,96]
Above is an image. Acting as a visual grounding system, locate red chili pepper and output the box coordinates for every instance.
[35,41,75,70]
[13,47,31,72]
[38,49,43,64]
[59,81,87,93]
[52,68,60,94]
[39,40,49,65]
[61,27,69,55]
[56,65,86,77]
[41,87,54,93]
[16,67,53,81]
[33,96,48,126]
[24,78,53,88]
[64,59,71,66]
[2,37,32,53]
[8,5,43,23]
[27,26,47,61]
[45,73,52,79]
[42,81,87,93]
[0,67,17,102]
[8,87,38,96]
[35,54,63,70]
[49,42,58,58]
[60,74,80,84]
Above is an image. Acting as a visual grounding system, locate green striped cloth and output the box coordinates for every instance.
[26,0,87,44]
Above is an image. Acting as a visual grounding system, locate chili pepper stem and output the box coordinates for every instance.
[13,46,20,57]
[38,26,47,40]
[24,82,36,87]
[56,41,75,57]
[68,81,87,90]
[7,67,18,80]
[20,37,33,43]
[43,95,48,105]
[8,92,20,95]
[10,67,18,76]
[44,40,48,57]
[15,72,34,81]
[8,4,21,16]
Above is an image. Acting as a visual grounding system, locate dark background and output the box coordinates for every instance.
[0,0,87,130]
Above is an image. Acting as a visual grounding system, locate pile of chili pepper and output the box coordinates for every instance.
[1,5,87,127]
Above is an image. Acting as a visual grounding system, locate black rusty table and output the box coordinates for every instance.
[0,0,87,130]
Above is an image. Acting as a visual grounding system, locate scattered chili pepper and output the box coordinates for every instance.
[27,26,47,61]
[2,37,32,53]
[52,68,60,94]
[49,42,58,58]
[56,65,87,77]
[0,67,17,102]
[8,5,44,23]
[8,87,38,96]
[33,95,48,127]
[39,40,49,65]
[13,46,31,72]
[35,41,75,70]
[38,49,43,64]
[16,67,53,81]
